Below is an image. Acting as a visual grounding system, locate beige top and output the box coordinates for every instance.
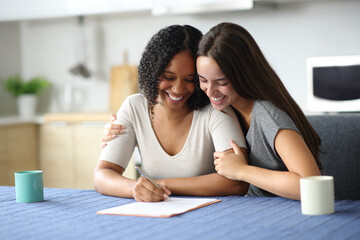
[99,93,246,179]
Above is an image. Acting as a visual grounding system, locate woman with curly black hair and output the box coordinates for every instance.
[95,25,248,202]
[137,24,208,113]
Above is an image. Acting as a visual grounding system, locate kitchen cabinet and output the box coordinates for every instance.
[39,123,74,188]
[73,122,136,189]
[0,123,38,186]
[39,114,136,189]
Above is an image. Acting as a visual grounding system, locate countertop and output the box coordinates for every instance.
[0,115,44,126]
[42,113,109,122]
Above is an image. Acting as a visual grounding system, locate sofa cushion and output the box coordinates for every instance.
[307,114,360,200]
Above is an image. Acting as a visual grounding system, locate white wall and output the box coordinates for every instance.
[0,22,21,115]
[0,0,359,115]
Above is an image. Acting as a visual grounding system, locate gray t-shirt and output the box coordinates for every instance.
[246,100,300,197]
[99,93,246,179]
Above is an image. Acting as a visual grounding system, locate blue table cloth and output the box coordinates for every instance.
[1,186,359,240]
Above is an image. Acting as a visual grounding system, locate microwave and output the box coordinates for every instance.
[307,55,360,112]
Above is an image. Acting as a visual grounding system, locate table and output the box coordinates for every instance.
[1,186,359,240]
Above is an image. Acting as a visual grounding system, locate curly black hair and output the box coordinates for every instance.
[138,25,209,113]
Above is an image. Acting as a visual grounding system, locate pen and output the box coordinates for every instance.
[135,166,170,200]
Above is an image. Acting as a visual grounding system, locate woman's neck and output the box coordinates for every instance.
[231,98,255,131]
[152,104,193,124]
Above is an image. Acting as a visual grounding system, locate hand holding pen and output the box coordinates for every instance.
[134,166,171,202]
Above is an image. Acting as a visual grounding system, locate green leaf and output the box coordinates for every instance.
[2,74,50,98]
[3,75,24,97]
[24,76,50,95]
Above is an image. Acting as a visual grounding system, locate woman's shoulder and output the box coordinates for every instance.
[254,100,294,126]
[195,105,239,128]
[126,93,146,103]
[196,104,235,117]
[255,100,283,116]
[195,103,212,113]
[122,93,147,108]
[116,93,147,115]
[254,100,276,112]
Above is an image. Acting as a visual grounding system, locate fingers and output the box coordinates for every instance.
[103,128,125,136]
[214,158,222,172]
[214,152,223,169]
[104,123,111,130]
[103,122,126,141]
[214,156,221,173]
[109,113,116,122]
[155,180,171,200]
[102,135,117,143]
[161,186,172,196]
[105,113,124,134]
[213,151,223,159]
[214,160,223,175]
[230,139,241,155]
[133,177,168,202]
[104,123,126,132]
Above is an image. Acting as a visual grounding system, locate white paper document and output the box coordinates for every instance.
[97,197,221,218]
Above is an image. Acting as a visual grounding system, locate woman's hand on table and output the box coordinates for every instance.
[101,113,126,148]
[132,177,171,202]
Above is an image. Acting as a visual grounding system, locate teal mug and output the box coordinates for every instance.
[15,170,44,203]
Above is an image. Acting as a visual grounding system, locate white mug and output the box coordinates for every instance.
[300,176,335,215]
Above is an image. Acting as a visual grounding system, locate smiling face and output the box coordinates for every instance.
[197,56,240,111]
[157,50,196,112]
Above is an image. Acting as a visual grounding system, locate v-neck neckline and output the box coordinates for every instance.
[146,107,196,158]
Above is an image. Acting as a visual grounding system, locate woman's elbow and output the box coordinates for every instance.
[223,179,249,196]
[235,181,249,196]
[93,171,101,193]
[93,168,107,194]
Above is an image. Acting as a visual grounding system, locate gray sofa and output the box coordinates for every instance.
[307,114,360,200]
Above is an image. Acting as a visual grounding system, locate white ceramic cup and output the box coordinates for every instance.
[300,176,335,215]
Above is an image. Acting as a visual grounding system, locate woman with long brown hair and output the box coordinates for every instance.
[197,22,321,200]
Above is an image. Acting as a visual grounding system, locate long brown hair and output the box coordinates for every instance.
[198,22,322,168]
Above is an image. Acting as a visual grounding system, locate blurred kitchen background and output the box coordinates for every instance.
[0,0,359,189]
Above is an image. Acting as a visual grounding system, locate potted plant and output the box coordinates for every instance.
[2,75,50,117]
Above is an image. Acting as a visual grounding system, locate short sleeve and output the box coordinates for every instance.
[254,101,300,156]
[208,107,246,152]
[98,96,137,169]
